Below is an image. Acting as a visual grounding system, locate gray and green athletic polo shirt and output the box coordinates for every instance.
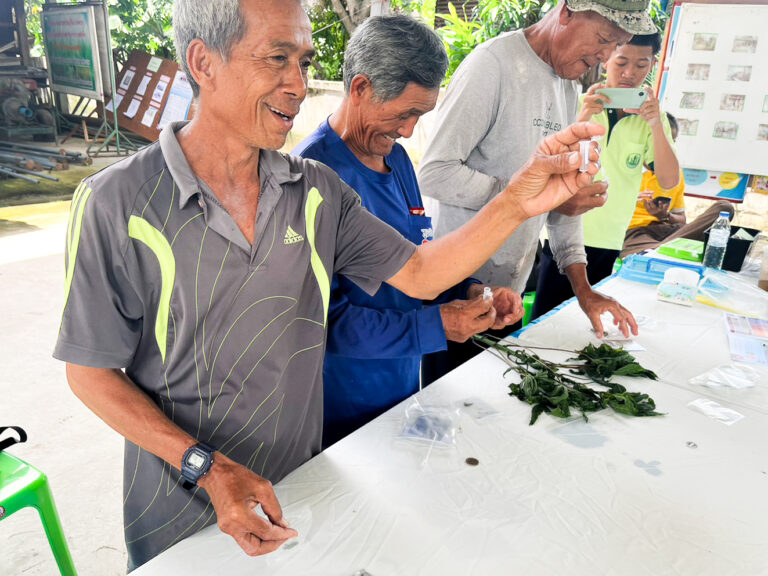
[53,122,416,567]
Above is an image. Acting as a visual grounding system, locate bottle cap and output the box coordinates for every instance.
[719,211,731,217]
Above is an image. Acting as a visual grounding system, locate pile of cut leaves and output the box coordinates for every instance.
[473,335,662,425]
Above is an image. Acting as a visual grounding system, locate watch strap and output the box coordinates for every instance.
[180,442,215,490]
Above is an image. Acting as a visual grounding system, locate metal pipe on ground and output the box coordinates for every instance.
[0,152,37,170]
[0,141,84,161]
[0,166,40,184]
[0,149,83,165]
[19,156,65,170]
[0,163,59,181]
[0,152,59,170]
[0,147,71,166]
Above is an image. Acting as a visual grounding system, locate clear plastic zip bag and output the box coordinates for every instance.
[399,400,459,447]
[688,363,761,389]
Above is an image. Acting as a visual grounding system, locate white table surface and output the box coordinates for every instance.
[134,277,768,576]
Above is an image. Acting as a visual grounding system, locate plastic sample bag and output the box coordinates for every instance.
[689,364,760,389]
[697,269,768,318]
[455,397,501,422]
[399,400,459,447]
[687,398,744,426]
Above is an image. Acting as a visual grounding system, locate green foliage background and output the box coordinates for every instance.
[436,0,555,82]
[307,0,437,81]
[24,0,668,82]
[437,0,669,83]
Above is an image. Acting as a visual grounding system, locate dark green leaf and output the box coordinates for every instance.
[529,403,547,425]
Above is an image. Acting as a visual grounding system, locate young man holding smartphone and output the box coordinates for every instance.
[532,32,680,319]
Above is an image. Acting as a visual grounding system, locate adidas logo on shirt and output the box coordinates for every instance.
[284,225,304,245]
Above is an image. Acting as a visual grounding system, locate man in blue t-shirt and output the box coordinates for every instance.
[294,15,524,448]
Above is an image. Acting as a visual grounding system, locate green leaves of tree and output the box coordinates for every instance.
[474,335,662,425]
[435,0,671,84]
[109,0,175,61]
[436,0,555,83]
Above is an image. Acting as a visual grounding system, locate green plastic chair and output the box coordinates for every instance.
[0,427,78,576]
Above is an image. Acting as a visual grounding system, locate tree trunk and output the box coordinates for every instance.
[328,0,370,36]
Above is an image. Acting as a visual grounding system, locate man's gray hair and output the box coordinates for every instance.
[173,0,247,97]
[343,15,448,101]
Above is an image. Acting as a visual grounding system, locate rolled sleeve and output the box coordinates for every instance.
[546,211,587,274]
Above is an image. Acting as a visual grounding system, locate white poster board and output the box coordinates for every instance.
[661,3,768,175]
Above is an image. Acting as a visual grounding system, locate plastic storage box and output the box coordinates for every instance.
[617,254,704,285]
[657,237,704,262]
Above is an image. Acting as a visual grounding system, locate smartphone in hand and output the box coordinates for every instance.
[595,88,648,109]
[653,196,672,208]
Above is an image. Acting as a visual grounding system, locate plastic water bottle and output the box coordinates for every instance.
[702,212,732,269]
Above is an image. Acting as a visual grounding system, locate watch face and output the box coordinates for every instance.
[187,451,206,470]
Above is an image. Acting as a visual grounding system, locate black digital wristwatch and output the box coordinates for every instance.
[180,442,215,490]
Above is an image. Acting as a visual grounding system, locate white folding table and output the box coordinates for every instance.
[134,276,768,576]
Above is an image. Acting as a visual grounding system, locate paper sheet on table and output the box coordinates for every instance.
[124,98,141,119]
[603,338,645,352]
[136,74,152,96]
[597,314,646,351]
[158,71,194,130]
[141,105,160,128]
[724,313,768,366]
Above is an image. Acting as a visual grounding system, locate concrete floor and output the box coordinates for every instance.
[1,186,128,573]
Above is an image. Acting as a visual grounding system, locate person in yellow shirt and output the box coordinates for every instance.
[621,114,733,258]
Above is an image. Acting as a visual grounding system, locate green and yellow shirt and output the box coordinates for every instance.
[581,99,675,250]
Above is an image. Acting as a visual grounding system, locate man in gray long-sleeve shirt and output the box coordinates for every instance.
[419,0,655,337]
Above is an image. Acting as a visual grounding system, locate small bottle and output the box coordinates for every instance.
[702,211,732,269]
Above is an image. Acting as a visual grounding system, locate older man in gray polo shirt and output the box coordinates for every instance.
[54,0,606,569]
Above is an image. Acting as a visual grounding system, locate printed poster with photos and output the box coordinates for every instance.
[660,3,768,176]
